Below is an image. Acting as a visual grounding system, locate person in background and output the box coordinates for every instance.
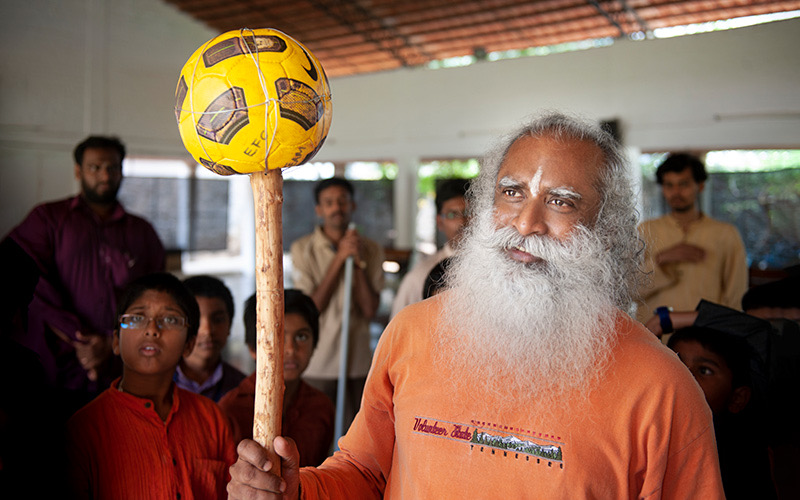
[6,135,165,411]
[218,289,334,467]
[176,275,246,402]
[668,326,777,499]
[636,153,747,326]
[289,177,385,431]
[644,272,800,500]
[391,178,469,319]
[66,272,235,500]
[227,112,723,499]
[422,256,454,300]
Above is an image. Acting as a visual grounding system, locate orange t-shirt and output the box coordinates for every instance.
[67,379,236,500]
[300,294,725,499]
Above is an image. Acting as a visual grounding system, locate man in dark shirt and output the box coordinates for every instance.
[7,135,165,408]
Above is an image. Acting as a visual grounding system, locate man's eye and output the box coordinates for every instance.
[502,188,517,197]
[698,366,714,376]
[120,314,145,328]
[162,316,182,326]
[549,198,574,208]
[296,333,311,343]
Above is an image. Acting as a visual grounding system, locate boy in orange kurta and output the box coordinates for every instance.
[66,273,236,500]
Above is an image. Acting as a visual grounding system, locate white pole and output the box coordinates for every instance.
[333,222,356,449]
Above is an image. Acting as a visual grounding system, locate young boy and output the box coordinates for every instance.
[66,273,236,500]
[176,275,246,402]
[668,326,777,500]
[218,289,334,467]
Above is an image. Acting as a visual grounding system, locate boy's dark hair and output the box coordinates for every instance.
[435,178,470,214]
[655,153,707,184]
[742,273,800,311]
[314,177,354,204]
[423,257,453,300]
[667,326,752,388]
[115,272,200,341]
[244,289,320,351]
[182,275,234,322]
[73,136,126,165]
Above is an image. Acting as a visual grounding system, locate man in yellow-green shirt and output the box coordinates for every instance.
[637,153,748,325]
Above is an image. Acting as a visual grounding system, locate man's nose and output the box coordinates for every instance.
[284,338,296,355]
[197,317,210,337]
[511,201,547,237]
[144,317,161,337]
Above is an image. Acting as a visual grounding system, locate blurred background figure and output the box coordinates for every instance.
[176,275,245,402]
[391,178,469,319]
[637,153,747,326]
[219,290,334,467]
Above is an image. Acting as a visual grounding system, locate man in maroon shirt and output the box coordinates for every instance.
[7,136,164,409]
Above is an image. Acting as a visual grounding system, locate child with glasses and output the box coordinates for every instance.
[66,272,236,500]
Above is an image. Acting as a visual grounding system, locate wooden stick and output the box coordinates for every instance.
[250,168,285,476]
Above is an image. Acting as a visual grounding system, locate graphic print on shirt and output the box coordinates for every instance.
[412,416,564,469]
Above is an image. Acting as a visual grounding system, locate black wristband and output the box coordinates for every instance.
[655,306,673,334]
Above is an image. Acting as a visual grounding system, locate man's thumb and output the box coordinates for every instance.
[274,436,301,498]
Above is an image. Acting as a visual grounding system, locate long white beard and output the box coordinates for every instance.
[437,209,620,412]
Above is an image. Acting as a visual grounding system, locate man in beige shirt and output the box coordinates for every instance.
[637,153,748,326]
[390,178,469,319]
[289,177,385,431]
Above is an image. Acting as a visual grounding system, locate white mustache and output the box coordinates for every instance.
[485,225,588,265]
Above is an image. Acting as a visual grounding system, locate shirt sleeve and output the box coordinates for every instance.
[298,321,397,498]
[656,426,725,499]
[10,205,85,340]
[637,221,679,301]
[720,226,748,310]
[289,239,317,295]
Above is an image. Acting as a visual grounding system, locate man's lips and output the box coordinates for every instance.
[139,343,161,356]
[506,246,543,264]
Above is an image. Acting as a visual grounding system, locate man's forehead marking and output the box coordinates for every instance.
[528,167,543,198]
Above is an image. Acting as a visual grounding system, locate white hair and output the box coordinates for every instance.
[436,112,645,413]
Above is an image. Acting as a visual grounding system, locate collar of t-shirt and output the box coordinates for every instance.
[174,362,224,395]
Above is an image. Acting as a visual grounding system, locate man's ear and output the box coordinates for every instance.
[697,181,706,194]
[74,163,81,181]
[727,385,751,414]
[183,336,196,358]
[314,204,323,218]
[112,330,120,356]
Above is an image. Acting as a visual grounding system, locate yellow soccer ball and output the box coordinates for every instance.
[175,28,332,175]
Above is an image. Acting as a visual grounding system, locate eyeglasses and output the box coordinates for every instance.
[441,210,466,220]
[119,314,187,331]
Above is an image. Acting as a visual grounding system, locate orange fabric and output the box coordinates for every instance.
[66,379,236,500]
[299,294,725,499]
[219,373,335,467]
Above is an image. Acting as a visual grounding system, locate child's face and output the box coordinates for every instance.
[113,290,194,378]
[284,312,314,383]
[671,339,734,414]
[184,296,231,366]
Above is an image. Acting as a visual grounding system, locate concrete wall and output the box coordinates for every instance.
[2,0,799,237]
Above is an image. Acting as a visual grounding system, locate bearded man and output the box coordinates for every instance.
[7,136,164,411]
[227,113,724,499]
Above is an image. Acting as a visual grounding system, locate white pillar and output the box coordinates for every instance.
[393,156,419,249]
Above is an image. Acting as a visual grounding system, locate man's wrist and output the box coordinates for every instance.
[655,306,673,334]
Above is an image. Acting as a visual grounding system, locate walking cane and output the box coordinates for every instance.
[333,222,356,449]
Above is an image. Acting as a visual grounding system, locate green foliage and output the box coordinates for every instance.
[417,159,480,195]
